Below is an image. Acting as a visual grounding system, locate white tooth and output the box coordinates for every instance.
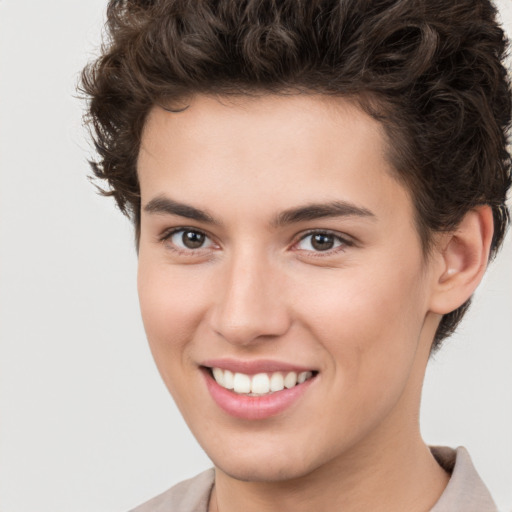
[269,372,284,392]
[212,368,224,386]
[223,370,234,390]
[297,371,308,384]
[284,371,298,389]
[233,372,251,394]
[251,373,270,394]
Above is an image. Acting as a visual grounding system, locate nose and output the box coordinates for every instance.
[209,249,291,346]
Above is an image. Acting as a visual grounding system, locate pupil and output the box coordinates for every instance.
[312,233,334,251]
[182,231,205,249]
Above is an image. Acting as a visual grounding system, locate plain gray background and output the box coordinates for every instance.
[0,1,511,511]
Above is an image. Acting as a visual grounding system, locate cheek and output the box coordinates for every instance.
[295,266,428,446]
[294,256,428,386]
[137,255,209,371]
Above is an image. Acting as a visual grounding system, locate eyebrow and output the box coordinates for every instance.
[144,196,219,224]
[143,196,375,227]
[271,201,375,227]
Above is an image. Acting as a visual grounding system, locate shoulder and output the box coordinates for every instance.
[430,446,497,512]
[128,468,215,512]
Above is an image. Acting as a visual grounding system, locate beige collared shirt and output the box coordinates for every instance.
[130,446,497,512]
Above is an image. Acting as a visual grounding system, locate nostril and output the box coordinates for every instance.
[210,311,292,346]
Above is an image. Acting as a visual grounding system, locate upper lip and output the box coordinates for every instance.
[200,358,316,375]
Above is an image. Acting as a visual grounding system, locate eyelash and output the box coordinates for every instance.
[159,227,353,257]
[293,229,354,256]
[159,227,218,256]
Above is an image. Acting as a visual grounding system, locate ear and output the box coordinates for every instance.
[428,206,494,315]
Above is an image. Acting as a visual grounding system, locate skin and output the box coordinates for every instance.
[136,94,492,512]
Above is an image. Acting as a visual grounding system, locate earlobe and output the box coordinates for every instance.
[429,206,494,315]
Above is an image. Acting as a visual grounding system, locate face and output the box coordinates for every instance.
[137,94,440,482]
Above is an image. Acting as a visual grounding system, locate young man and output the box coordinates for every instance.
[81,1,511,510]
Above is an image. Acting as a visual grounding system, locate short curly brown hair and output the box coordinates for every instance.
[81,0,511,349]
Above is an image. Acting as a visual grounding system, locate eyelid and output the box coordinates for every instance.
[160,225,209,241]
[157,226,354,256]
[159,226,218,254]
[291,229,354,253]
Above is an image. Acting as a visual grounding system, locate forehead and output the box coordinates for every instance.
[138,93,414,226]
[140,93,385,165]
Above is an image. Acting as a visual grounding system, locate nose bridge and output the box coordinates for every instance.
[211,244,290,345]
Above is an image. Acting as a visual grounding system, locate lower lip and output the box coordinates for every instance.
[202,369,315,420]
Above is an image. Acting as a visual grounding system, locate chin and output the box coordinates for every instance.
[208,443,325,483]
[215,460,314,483]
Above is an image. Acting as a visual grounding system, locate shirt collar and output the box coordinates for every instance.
[429,446,497,512]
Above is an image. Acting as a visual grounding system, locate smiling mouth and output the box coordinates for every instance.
[206,367,317,396]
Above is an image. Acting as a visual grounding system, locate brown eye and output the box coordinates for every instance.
[167,229,213,251]
[311,233,334,251]
[295,231,348,253]
[181,230,205,249]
